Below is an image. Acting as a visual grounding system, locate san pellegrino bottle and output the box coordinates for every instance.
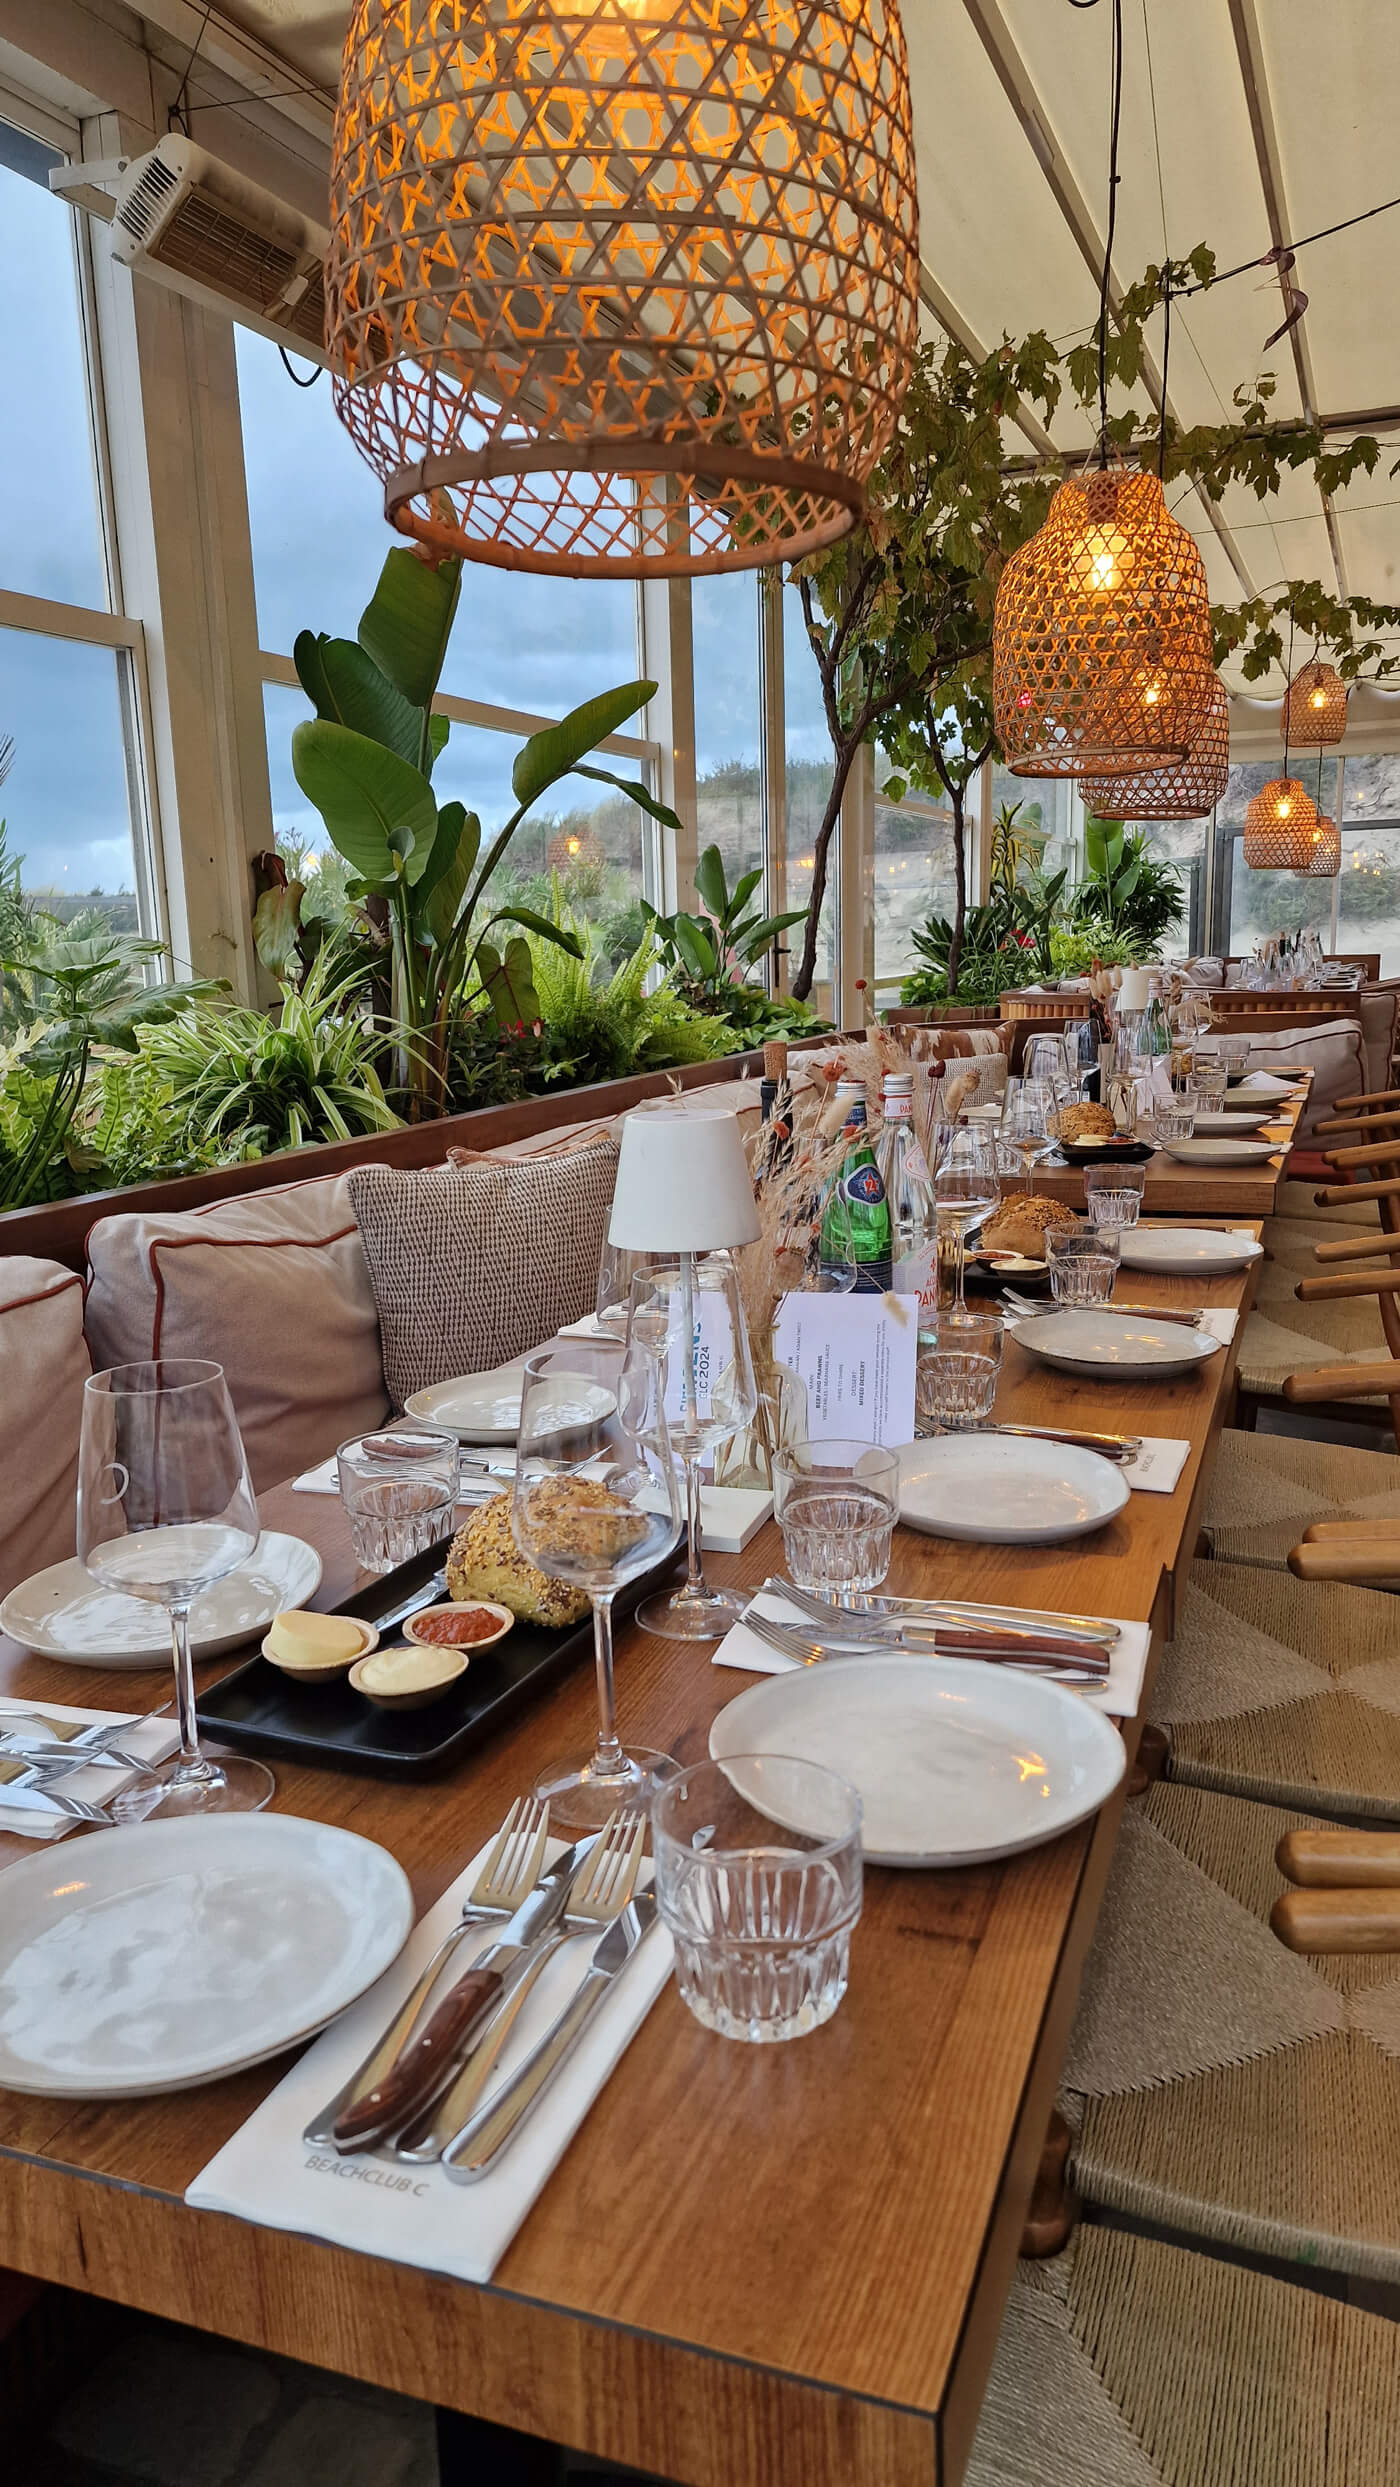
[821,1078,892,1292]
[877,1072,937,1316]
[1142,973,1173,1059]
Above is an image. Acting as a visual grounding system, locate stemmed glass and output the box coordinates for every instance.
[627,1253,757,1639]
[511,1336,682,1830]
[77,1360,274,1818]
[1000,1078,1052,1195]
[933,1123,1000,1314]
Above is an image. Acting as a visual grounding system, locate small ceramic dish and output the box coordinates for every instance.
[260,1616,378,1686]
[348,1645,470,1711]
[401,1600,514,1654]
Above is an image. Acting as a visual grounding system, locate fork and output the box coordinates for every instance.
[302,1796,550,2148]
[415,1810,648,2167]
[743,1608,1111,1682]
[766,1577,1122,1650]
[0,1753,117,1824]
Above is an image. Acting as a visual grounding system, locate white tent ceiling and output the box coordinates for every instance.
[135,0,1400,726]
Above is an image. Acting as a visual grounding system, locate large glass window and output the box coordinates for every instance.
[692,572,763,902]
[874,792,957,991]
[0,124,151,936]
[236,328,654,936]
[1335,754,1400,974]
[782,584,836,992]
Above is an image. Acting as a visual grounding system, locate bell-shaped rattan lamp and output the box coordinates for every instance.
[1080,671,1230,820]
[1284,660,1348,747]
[993,469,1213,777]
[326,0,921,578]
[1301,813,1341,876]
[1242,776,1320,869]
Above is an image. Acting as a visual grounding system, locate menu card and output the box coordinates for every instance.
[772,1292,918,1446]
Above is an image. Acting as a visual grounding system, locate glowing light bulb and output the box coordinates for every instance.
[566,836,581,855]
[1279,798,1292,820]
[1311,689,1326,709]
[1142,682,1161,707]
[1089,549,1118,591]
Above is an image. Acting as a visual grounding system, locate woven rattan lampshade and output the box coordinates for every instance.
[1242,777,1320,869]
[1284,661,1348,747]
[326,0,920,578]
[1302,814,1341,876]
[993,469,1213,777]
[1079,671,1229,820]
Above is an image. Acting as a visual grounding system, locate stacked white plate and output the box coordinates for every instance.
[1012,1308,1223,1379]
[1118,1226,1262,1276]
[405,1369,615,1444]
[0,1534,323,1670]
[896,1434,1129,1543]
[1161,1136,1280,1166]
[1187,1109,1274,1136]
[710,1654,1126,1867]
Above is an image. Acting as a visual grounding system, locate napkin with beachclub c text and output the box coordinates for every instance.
[187,1837,673,2286]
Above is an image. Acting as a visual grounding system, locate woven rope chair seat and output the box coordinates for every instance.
[1061,1780,1400,2284]
[1201,1428,1400,1570]
[965,2223,1400,2486]
[1272,1180,1380,1228]
[1152,1559,1400,1820]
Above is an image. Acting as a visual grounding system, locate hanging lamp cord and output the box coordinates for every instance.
[1158,264,1171,480]
[1095,0,1125,466]
[1283,608,1296,784]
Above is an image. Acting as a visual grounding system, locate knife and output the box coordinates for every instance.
[443,1895,657,2182]
[0,1753,114,1824]
[329,1834,599,2153]
[0,1722,148,1772]
[978,1422,1143,1462]
[763,1578,1122,1648]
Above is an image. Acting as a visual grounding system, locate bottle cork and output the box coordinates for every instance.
[763,1041,788,1082]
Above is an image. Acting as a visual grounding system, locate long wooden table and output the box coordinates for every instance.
[1034,1077,1309,1218]
[0,1245,1263,2487]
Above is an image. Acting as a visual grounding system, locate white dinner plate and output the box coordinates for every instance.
[1234,1073,1303,1097]
[1012,1309,1224,1379]
[1186,1109,1275,1136]
[0,1815,412,2096]
[709,1653,1126,1867]
[1161,1137,1281,1166]
[896,1435,1129,1544]
[0,1533,323,1671]
[404,1369,615,1445]
[1117,1226,1263,1276]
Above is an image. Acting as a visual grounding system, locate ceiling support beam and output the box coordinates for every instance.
[958,0,1259,604]
[1227,0,1350,598]
[132,0,335,146]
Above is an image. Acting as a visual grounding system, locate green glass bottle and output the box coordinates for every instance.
[821,1082,893,1292]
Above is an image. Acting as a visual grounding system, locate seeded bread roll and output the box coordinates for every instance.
[1052,1099,1117,1142]
[981,1194,1078,1261]
[446,1494,591,1627]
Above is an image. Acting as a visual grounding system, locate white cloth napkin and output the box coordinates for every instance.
[712,1590,1151,1718]
[291,1455,771,1550]
[0,1698,181,1840]
[187,1838,674,2286]
[1238,1071,1299,1096]
[1199,1306,1239,1345]
[1122,1436,1190,1493]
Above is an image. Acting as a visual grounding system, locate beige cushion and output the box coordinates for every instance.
[83,1174,389,1492]
[1359,983,1400,1094]
[1205,1018,1366,1142]
[0,1259,90,1598]
[348,1131,621,1411]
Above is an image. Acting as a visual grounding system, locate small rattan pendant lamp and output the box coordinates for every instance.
[325,0,921,577]
[1301,749,1341,876]
[1285,659,1348,747]
[1078,668,1230,819]
[992,0,1211,777]
[1243,617,1320,867]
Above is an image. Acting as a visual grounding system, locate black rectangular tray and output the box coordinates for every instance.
[196,1538,676,1777]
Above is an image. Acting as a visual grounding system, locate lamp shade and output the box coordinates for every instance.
[609,1108,760,1251]
[993,470,1213,777]
[1116,968,1151,1014]
[1285,662,1347,748]
[1080,672,1230,820]
[1242,778,1319,869]
[326,0,921,578]
[1302,814,1341,877]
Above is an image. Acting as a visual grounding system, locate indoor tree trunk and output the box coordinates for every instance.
[790,735,864,1003]
[946,781,968,1000]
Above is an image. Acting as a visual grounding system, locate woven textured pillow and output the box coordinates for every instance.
[348,1132,621,1411]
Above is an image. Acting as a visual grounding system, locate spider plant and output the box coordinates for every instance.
[137,952,403,1158]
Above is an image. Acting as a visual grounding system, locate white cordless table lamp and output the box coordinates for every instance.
[609,1108,760,1638]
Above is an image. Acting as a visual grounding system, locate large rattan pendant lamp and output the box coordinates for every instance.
[1285,658,1348,746]
[1243,615,1320,866]
[1077,668,1230,819]
[325,0,921,577]
[992,0,1212,776]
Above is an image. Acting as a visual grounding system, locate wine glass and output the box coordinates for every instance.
[595,1240,668,1336]
[627,1254,757,1640]
[1024,1035,1071,1091]
[511,1336,682,1830]
[932,1124,1000,1314]
[1000,1078,1052,1196]
[77,1360,274,1818]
